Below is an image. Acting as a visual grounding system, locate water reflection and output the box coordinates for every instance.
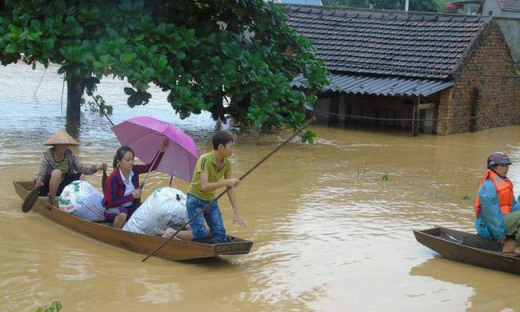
[410,257,520,312]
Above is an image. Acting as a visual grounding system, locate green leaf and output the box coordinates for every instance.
[30,20,41,31]
[184,28,195,39]
[69,27,84,37]
[157,55,168,70]
[4,43,19,54]
[120,52,136,64]
[100,55,110,64]
[57,66,67,75]
[128,93,140,107]
[124,87,136,95]
[211,56,222,66]
[176,51,186,60]
[9,25,21,37]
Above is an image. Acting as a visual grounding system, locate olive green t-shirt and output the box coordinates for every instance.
[188,151,231,201]
[56,155,69,180]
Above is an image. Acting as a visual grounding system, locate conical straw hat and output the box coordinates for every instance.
[44,130,79,146]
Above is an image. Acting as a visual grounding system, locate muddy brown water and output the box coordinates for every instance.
[1,63,519,312]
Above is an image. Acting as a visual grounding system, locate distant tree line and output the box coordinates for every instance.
[321,0,439,12]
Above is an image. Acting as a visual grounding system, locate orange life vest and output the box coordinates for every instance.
[474,169,514,217]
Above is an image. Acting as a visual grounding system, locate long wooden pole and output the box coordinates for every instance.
[142,117,316,262]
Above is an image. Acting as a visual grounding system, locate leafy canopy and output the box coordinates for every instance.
[0,0,328,130]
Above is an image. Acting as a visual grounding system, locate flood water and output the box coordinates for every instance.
[1,63,519,312]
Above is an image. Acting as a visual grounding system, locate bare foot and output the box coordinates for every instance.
[161,228,192,240]
[162,228,180,240]
[48,193,56,207]
[113,213,127,229]
[501,238,516,253]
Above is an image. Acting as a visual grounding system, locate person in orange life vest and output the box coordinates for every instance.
[474,152,520,253]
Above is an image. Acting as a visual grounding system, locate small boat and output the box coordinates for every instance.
[13,181,253,261]
[413,226,520,275]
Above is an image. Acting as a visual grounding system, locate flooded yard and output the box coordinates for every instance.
[1,63,519,312]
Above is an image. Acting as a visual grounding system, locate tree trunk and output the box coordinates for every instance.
[66,78,85,121]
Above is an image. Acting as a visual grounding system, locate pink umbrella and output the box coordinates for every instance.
[112,116,199,182]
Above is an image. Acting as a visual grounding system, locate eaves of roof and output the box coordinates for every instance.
[293,74,455,96]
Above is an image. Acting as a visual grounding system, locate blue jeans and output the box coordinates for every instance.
[186,193,226,241]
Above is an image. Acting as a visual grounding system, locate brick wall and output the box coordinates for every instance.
[442,21,520,135]
[436,88,452,135]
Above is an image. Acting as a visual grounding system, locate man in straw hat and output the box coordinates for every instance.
[34,130,107,206]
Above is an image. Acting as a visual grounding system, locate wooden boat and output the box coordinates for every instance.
[14,181,253,261]
[413,226,520,275]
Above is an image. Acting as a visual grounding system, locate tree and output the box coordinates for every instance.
[0,0,328,131]
[322,0,438,12]
[435,0,451,12]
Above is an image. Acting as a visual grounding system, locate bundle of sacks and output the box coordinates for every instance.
[123,187,188,236]
[58,180,105,221]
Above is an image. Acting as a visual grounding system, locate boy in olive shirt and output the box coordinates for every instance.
[187,130,247,243]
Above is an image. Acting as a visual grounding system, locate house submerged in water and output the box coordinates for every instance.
[284,5,520,135]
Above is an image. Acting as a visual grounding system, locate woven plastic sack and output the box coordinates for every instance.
[58,180,105,221]
[123,187,188,235]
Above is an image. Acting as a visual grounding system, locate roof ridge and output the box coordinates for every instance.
[282,4,492,23]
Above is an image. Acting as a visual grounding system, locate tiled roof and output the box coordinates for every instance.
[284,5,491,79]
[293,74,454,96]
[497,0,520,11]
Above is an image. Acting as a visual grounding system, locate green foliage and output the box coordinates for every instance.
[36,301,62,312]
[299,130,318,144]
[81,95,113,115]
[382,171,389,181]
[81,76,113,114]
[0,0,329,133]
[435,0,451,12]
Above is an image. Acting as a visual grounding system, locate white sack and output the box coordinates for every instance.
[123,187,188,235]
[58,180,105,221]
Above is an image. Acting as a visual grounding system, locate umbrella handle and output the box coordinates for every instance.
[139,149,161,190]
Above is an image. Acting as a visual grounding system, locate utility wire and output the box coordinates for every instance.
[313,110,506,122]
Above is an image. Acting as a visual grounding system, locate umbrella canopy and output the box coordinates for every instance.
[112,116,199,182]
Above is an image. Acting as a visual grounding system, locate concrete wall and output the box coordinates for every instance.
[483,0,520,19]
[481,1,520,62]
[496,18,520,63]
[482,0,503,17]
